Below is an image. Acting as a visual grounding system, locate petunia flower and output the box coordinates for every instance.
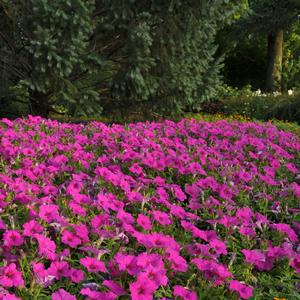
[271,223,298,242]
[152,210,172,226]
[229,280,253,299]
[3,230,24,248]
[209,239,227,256]
[129,278,156,300]
[48,261,70,280]
[23,220,43,237]
[173,285,197,300]
[39,204,60,223]
[80,257,107,273]
[35,234,57,261]
[80,288,116,300]
[52,289,76,300]
[290,255,300,273]
[69,268,85,283]
[61,230,82,248]
[0,263,24,288]
[114,253,139,276]
[139,267,168,288]
[137,214,152,230]
[103,280,126,297]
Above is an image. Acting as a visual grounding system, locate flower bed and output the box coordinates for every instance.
[0,116,299,299]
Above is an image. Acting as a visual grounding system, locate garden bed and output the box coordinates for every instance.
[0,116,299,299]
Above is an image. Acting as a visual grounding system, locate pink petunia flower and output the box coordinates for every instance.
[0,263,24,288]
[152,210,172,226]
[35,234,57,260]
[73,223,89,243]
[23,220,43,237]
[242,249,273,271]
[139,267,168,288]
[114,253,139,276]
[209,239,227,256]
[69,268,85,283]
[0,219,6,230]
[0,291,22,300]
[290,255,300,273]
[61,230,82,248]
[173,285,197,300]
[130,278,156,300]
[3,230,24,248]
[137,214,152,230]
[80,288,116,300]
[80,257,107,273]
[48,261,70,280]
[167,252,188,273]
[229,280,253,299]
[271,223,298,242]
[103,280,126,297]
[52,289,76,300]
[39,204,60,223]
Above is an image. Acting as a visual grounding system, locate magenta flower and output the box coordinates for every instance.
[103,280,126,296]
[209,239,227,256]
[80,257,107,273]
[192,258,231,285]
[39,204,60,222]
[236,207,254,222]
[69,202,86,217]
[52,289,76,300]
[1,293,22,300]
[239,226,256,237]
[0,218,7,230]
[116,209,134,224]
[137,214,152,230]
[61,230,82,248]
[129,278,156,300]
[3,230,24,247]
[229,280,253,299]
[72,223,89,243]
[48,261,70,280]
[172,185,187,201]
[168,252,188,273]
[23,220,43,237]
[36,234,57,260]
[80,288,116,300]
[271,223,298,242]
[139,267,168,288]
[114,253,139,275]
[0,263,24,288]
[242,249,273,271]
[173,285,197,300]
[136,253,164,269]
[290,255,300,273]
[69,268,85,283]
[291,183,300,197]
[152,210,172,226]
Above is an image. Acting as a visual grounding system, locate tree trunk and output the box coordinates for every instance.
[265,29,283,92]
[30,90,50,118]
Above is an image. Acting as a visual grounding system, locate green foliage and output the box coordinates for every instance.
[245,0,300,34]
[282,22,300,90]
[219,0,300,92]
[0,0,241,118]
[93,0,240,115]
[221,93,300,124]
[0,0,102,117]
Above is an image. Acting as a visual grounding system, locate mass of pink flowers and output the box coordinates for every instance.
[0,116,299,299]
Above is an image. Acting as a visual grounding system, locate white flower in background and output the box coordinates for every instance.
[288,89,293,95]
[273,91,281,97]
[255,89,261,96]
